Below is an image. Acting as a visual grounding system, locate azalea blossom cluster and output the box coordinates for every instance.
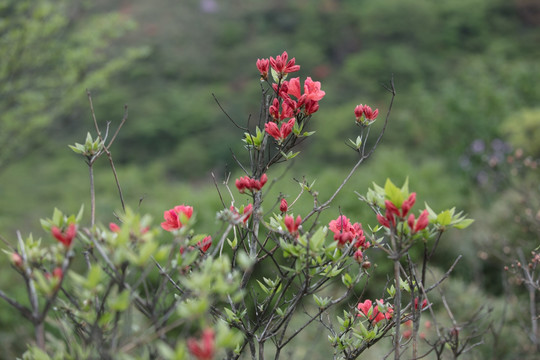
[357,299,393,325]
[256,51,325,144]
[354,104,379,126]
[328,215,369,263]
[376,193,429,234]
[235,174,268,194]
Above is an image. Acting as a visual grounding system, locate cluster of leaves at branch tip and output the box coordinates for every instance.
[68,132,104,158]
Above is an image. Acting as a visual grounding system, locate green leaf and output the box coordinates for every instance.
[436,210,453,226]
[453,218,474,229]
[110,290,130,311]
[384,178,404,207]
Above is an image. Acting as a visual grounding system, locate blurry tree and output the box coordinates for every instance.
[0,0,148,170]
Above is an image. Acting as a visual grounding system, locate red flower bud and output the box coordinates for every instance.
[280,198,288,213]
[11,252,23,268]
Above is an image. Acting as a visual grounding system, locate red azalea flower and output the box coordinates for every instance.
[198,236,212,253]
[408,209,429,233]
[303,77,325,101]
[401,193,416,217]
[109,222,121,233]
[287,77,302,99]
[280,198,288,213]
[304,99,320,115]
[357,299,372,316]
[353,249,363,263]
[354,105,364,121]
[414,297,428,310]
[284,214,301,236]
[235,174,268,194]
[51,224,77,248]
[256,58,269,80]
[357,299,392,324]
[363,105,379,121]
[187,328,215,360]
[161,205,193,231]
[354,104,379,124]
[269,51,300,78]
[265,118,295,142]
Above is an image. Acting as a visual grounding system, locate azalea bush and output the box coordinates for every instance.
[1,51,479,360]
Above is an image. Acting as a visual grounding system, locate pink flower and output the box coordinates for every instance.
[303,77,325,101]
[280,198,288,213]
[287,77,302,99]
[256,58,269,80]
[269,51,300,78]
[109,222,121,233]
[329,215,351,234]
[187,328,215,360]
[357,299,393,324]
[284,214,301,236]
[357,299,372,316]
[198,236,212,253]
[11,253,23,268]
[329,215,367,249]
[265,118,295,142]
[51,224,77,248]
[161,205,194,231]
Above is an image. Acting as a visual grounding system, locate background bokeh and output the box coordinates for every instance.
[1,0,539,358]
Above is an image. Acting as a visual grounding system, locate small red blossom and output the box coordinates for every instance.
[109,222,121,233]
[187,328,215,360]
[256,58,270,80]
[161,205,194,232]
[235,174,268,194]
[354,104,379,125]
[51,224,77,248]
[407,209,429,233]
[198,236,212,253]
[414,297,428,310]
[363,105,379,121]
[304,99,320,115]
[353,249,363,263]
[46,267,63,281]
[230,203,253,224]
[11,253,23,268]
[284,214,301,236]
[401,193,416,217]
[269,51,300,78]
[265,118,295,142]
[280,198,288,213]
[329,215,366,249]
[357,299,393,324]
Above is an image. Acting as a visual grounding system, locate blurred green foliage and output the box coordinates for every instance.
[1,0,540,357]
